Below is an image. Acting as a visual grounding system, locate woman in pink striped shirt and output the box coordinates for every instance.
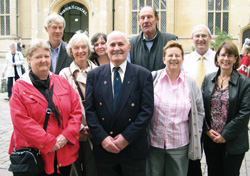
[147,41,205,176]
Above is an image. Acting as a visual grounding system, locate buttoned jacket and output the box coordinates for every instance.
[8,72,82,174]
[85,62,154,159]
[202,69,250,154]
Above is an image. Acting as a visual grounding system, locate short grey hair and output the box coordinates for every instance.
[44,13,66,29]
[26,39,50,58]
[66,30,93,58]
[9,42,17,48]
[191,24,212,37]
[107,31,130,44]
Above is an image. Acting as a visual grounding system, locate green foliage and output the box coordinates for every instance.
[210,27,233,50]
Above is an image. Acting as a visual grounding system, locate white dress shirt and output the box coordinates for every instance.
[182,49,218,79]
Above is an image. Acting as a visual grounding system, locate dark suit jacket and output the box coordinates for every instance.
[85,62,154,159]
[50,41,73,74]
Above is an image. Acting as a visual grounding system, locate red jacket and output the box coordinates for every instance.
[8,72,82,174]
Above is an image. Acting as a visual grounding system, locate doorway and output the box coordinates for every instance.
[60,2,89,42]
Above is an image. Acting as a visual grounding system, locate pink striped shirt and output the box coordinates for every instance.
[149,69,191,149]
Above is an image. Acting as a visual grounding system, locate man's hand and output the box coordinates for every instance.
[101,136,120,154]
[113,134,129,151]
[56,134,68,148]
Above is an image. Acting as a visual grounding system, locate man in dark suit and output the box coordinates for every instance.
[85,31,154,176]
[129,6,177,71]
[44,13,73,74]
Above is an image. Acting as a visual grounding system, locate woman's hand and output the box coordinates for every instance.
[213,134,226,144]
[80,125,91,136]
[205,129,219,140]
[50,142,60,152]
[56,134,68,148]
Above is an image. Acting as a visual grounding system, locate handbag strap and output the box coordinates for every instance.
[69,68,85,107]
[43,85,54,131]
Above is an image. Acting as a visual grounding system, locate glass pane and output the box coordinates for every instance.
[1,0,4,14]
[6,15,9,35]
[208,13,214,34]
[161,0,166,9]
[154,0,159,10]
[6,0,10,14]
[132,0,137,10]
[223,0,229,10]
[146,0,152,6]
[160,11,166,32]
[216,0,221,10]
[139,0,144,9]
[1,16,4,35]
[215,13,221,30]
[132,12,138,34]
[208,0,214,10]
[223,12,228,34]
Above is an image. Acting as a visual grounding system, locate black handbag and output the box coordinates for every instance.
[8,85,54,176]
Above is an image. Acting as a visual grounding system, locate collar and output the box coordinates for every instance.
[110,60,127,73]
[48,40,62,51]
[160,68,185,82]
[211,68,238,86]
[194,49,211,61]
[143,33,157,42]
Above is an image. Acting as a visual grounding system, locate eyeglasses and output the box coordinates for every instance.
[218,54,235,59]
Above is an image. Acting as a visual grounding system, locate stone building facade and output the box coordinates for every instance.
[0,0,250,57]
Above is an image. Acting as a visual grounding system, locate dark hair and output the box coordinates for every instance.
[89,33,107,62]
[214,40,240,69]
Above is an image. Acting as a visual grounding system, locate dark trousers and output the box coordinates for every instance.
[7,75,19,98]
[96,157,146,176]
[187,159,202,176]
[204,142,245,176]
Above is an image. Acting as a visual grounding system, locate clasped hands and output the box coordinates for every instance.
[206,129,226,144]
[50,134,68,152]
[101,134,129,154]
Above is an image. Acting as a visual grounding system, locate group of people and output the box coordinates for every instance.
[6,5,250,176]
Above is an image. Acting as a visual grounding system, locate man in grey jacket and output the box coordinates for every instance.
[129,6,177,71]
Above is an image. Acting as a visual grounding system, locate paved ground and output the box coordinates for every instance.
[0,57,250,175]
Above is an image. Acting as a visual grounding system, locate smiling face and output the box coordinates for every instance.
[72,40,89,66]
[138,6,158,40]
[192,27,211,55]
[94,37,107,57]
[163,47,184,73]
[28,48,51,79]
[106,32,130,66]
[217,47,237,72]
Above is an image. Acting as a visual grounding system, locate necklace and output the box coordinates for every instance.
[220,75,230,89]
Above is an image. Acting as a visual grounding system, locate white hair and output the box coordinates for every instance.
[9,41,17,48]
[44,13,66,29]
[107,31,130,44]
[191,24,212,37]
[66,30,93,58]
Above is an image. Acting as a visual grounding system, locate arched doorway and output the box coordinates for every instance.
[60,2,89,42]
[242,28,250,47]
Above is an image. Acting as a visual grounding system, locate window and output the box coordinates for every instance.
[0,0,10,35]
[132,0,167,34]
[208,0,229,35]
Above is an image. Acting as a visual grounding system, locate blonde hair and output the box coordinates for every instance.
[163,40,184,57]
[26,39,50,58]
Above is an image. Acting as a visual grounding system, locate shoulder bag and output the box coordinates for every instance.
[8,85,54,176]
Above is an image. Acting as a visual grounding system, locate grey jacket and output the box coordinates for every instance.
[130,29,177,71]
[152,69,205,160]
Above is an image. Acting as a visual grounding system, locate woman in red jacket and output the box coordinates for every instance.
[8,39,82,175]
[237,44,250,77]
